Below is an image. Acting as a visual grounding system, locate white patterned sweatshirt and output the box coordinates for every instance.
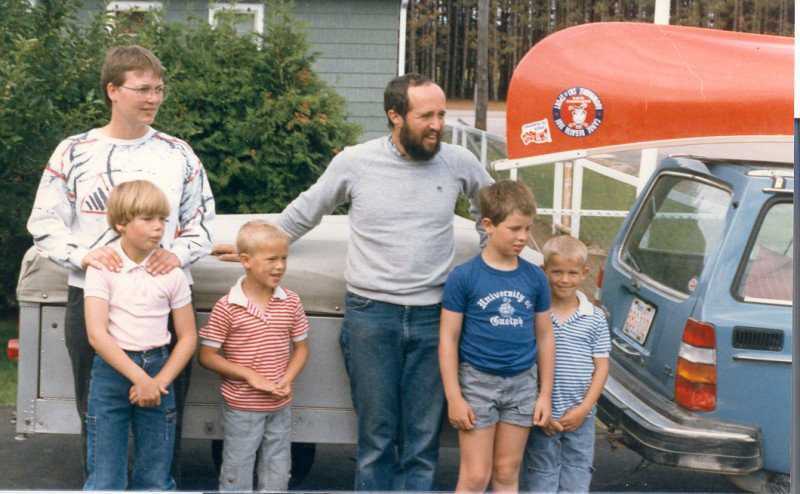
[27,127,215,287]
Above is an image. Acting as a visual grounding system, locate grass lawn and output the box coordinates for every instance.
[0,316,17,406]
[515,163,636,253]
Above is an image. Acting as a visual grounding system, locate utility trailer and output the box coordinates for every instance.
[15,213,542,479]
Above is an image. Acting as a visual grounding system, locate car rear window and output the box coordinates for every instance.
[620,173,731,295]
[737,201,793,304]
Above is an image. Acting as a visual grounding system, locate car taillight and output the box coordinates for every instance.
[675,319,716,412]
[6,338,18,362]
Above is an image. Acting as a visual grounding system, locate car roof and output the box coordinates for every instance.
[663,141,793,165]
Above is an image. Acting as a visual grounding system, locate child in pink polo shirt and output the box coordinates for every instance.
[199,220,310,491]
[83,180,197,491]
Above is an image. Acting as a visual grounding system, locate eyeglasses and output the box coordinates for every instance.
[119,85,168,99]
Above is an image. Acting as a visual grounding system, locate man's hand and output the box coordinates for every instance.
[145,248,181,275]
[129,376,168,407]
[211,243,240,262]
[532,395,552,427]
[81,246,122,272]
[555,406,589,432]
[246,370,277,395]
[447,396,476,431]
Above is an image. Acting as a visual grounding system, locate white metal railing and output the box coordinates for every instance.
[447,121,504,170]
[447,122,656,241]
[508,157,646,239]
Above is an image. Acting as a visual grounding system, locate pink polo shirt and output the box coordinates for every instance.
[84,243,192,351]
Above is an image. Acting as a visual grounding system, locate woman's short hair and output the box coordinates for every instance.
[101,45,165,107]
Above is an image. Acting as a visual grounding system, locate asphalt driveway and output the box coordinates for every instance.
[0,406,739,491]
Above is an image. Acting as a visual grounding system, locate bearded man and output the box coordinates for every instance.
[216,73,492,490]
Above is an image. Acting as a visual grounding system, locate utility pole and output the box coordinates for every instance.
[475,0,489,131]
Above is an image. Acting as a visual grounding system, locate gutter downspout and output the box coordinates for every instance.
[398,0,408,76]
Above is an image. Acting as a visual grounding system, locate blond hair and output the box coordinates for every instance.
[101,45,165,107]
[479,180,537,226]
[236,220,289,255]
[107,180,170,232]
[542,235,589,266]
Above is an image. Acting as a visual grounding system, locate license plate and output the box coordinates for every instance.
[622,298,656,345]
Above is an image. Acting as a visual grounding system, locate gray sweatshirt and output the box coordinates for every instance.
[278,135,493,305]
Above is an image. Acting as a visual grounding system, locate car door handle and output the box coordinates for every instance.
[622,282,639,294]
[613,338,644,360]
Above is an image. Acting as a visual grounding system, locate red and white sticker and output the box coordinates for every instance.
[521,118,552,145]
[552,87,604,137]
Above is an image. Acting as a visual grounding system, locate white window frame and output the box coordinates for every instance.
[208,3,265,37]
[105,1,163,33]
[107,1,163,13]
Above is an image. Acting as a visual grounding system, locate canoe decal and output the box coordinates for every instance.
[552,87,604,137]
[520,118,552,145]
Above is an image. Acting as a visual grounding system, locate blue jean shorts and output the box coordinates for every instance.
[458,362,538,429]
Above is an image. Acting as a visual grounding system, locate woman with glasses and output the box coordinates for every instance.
[27,44,215,489]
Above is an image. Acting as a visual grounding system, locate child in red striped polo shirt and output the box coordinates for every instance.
[199,220,310,491]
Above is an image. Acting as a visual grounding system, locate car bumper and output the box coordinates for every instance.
[597,361,762,474]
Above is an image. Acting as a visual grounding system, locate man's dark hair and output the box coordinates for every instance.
[383,73,434,129]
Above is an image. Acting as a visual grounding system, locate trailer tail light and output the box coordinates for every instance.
[6,338,18,362]
[675,319,716,412]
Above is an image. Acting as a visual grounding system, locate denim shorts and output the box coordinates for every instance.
[458,362,538,429]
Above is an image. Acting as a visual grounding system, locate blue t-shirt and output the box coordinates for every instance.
[442,254,551,376]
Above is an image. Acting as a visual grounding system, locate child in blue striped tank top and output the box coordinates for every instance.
[521,235,611,493]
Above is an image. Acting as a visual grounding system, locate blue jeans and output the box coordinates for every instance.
[339,292,445,491]
[84,347,177,491]
[521,414,596,493]
[66,286,192,484]
[219,405,292,492]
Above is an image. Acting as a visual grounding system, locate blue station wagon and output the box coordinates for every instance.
[596,144,792,493]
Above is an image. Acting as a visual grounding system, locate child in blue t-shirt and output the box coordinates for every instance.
[439,179,555,493]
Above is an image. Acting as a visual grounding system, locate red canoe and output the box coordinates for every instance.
[503,22,793,164]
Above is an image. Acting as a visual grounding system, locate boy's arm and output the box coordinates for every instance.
[197,345,277,394]
[274,339,310,398]
[533,311,555,426]
[439,308,475,430]
[85,296,164,407]
[152,303,198,389]
[557,357,609,432]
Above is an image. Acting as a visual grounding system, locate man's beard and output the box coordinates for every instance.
[399,122,441,161]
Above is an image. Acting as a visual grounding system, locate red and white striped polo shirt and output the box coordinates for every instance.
[200,276,309,411]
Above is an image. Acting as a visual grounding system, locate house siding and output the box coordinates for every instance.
[294,0,398,142]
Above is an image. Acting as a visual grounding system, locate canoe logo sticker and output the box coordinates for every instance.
[552,87,604,137]
[521,118,552,145]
